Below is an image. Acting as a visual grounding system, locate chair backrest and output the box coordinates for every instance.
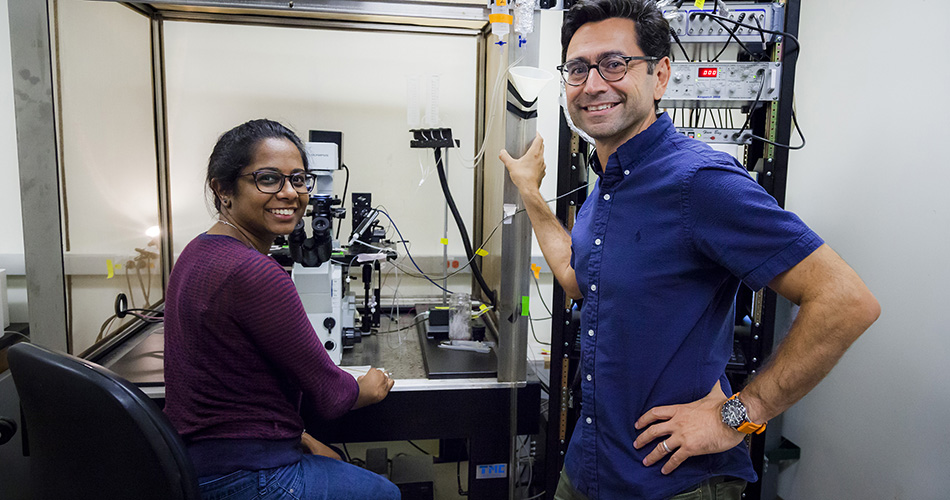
[7,342,199,500]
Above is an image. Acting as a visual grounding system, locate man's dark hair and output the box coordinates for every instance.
[561,0,671,74]
[206,119,309,211]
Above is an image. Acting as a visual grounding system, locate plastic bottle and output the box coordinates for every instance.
[489,0,513,40]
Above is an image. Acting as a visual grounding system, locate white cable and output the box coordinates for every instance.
[453,53,526,169]
[559,80,596,146]
[387,263,405,347]
[417,149,434,187]
[353,239,391,254]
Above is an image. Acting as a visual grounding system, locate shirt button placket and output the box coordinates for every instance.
[582,190,610,467]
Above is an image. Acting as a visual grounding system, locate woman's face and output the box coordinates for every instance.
[225,137,309,251]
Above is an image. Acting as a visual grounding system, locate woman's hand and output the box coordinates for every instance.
[352,367,394,410]
[300,432,341,460]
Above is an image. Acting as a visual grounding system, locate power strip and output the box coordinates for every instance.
[664,3,784,43]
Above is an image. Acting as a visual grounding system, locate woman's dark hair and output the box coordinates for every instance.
[561,0,671,74]
[206,119,309,211]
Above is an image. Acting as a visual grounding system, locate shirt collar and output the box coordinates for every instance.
[589,113,674,179]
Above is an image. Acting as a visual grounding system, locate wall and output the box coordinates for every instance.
[0,0,26,324]
[54,0,161,353]
[162,19,487,305]
[0,0,160,351]
[776,1,950,498]
[0,4,30,495]
[163,21,477,256]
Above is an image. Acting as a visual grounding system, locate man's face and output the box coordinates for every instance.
[564,17,670,153]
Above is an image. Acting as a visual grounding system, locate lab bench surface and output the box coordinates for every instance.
[101,316,541,499]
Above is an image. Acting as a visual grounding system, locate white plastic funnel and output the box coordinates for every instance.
[509,66,554,101]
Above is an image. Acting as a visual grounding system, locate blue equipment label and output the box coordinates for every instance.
[475,463,507,479]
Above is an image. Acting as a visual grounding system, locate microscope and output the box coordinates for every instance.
[277,131,393,365]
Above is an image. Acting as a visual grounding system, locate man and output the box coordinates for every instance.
[499,1,880,499]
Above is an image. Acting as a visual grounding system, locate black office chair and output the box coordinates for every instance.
[7,342,199,500]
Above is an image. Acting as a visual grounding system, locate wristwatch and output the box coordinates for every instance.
[721,393,767,434]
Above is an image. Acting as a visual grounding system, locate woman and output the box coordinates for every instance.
[163,119,399,499]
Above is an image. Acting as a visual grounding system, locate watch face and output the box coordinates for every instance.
[721,399,747,428]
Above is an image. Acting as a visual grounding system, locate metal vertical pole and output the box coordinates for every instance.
[8,0,68,351]
[755,2,801,498]
[544,113,588,498]
[472,29,488,300]
[149,11,174,291]
[499,9,542,499]
[497,17,539,384]
[443,152,449,304]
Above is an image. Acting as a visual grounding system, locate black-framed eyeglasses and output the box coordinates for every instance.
[557,54,660,86]
[239,170,317,194]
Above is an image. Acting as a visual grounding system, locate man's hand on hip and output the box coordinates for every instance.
[633,381,745,475]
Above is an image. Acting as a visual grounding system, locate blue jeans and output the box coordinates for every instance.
[198,455,401,500]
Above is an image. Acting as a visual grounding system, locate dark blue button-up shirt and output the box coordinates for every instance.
[565,114,823,499]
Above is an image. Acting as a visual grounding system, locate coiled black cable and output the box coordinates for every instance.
[335,164,350,240]
[433,148,496,307]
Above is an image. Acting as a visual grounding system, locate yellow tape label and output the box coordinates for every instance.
[694,0,706,8]
[475,248,489,257]
[440,238,449,245]
[106,259,114,279]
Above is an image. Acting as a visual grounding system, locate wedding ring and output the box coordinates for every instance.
[660,440,672,453]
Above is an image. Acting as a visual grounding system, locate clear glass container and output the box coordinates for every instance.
[448,292,472,340]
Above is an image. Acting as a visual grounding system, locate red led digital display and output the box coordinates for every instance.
[698,67,718,78]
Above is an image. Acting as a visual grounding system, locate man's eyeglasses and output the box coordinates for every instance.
[557,54,659,86]
[239,170,317,194]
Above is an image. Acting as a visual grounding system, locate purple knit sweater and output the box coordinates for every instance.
[163,233,358,476]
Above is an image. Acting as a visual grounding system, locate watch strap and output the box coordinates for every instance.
[728,393,767,434]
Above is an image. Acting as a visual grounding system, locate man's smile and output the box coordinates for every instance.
[585,102,619,112]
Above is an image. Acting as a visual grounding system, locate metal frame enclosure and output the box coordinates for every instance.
[9,1,544,498]
[7,0,69,351]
